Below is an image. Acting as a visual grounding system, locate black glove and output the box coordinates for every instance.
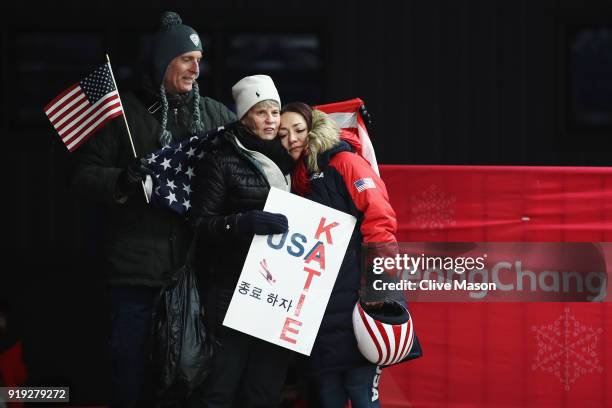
[116,157,154,196]
[236,210,288,236]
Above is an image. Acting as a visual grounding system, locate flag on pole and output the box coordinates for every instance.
[315,98,379,175]
[44,63,124,152]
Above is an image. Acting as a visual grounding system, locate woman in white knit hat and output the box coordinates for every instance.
[188,75,295,407]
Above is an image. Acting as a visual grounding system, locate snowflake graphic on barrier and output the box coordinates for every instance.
[410,184,456,232]
[531,307,604,390]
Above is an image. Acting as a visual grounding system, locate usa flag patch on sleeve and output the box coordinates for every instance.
[354,177,376,192]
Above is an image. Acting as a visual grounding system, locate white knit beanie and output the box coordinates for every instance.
[232,75,281,119]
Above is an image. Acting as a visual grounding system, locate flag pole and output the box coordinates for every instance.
[105,54,149,204]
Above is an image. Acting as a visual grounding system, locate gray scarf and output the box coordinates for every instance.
[158,80,204,146]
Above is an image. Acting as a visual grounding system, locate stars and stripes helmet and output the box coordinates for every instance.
[352,300,416,366]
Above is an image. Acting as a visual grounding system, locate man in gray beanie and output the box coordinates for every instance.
[71,11,235,408]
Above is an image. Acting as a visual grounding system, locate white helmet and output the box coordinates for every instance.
[352,300,415,366]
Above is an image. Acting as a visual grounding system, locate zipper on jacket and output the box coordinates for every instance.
[173,107,178,123]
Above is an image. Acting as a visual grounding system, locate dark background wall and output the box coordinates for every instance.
[2,0,611,404]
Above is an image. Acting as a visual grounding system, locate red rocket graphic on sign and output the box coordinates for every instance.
[259,258,276,284]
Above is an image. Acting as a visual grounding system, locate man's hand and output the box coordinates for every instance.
[117,157,154,196]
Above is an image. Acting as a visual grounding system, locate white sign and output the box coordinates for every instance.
[223,187,357,355]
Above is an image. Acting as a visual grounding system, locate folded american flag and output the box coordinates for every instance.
[147,124,235,216]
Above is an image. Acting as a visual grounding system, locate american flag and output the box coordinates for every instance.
[44,63,124,152]
[354,177,376,192]
[148,124,235,216]
[150,98,376,215]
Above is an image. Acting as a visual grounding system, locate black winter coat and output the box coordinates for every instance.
[72,84,236,286]
[189,125,291,328]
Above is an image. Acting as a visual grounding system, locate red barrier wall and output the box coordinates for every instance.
[378,165,612,408]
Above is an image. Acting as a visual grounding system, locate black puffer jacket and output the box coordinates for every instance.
[72,81,236,286]
[189,125,291,327]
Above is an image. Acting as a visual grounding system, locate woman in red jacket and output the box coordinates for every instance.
[278,102,398,408]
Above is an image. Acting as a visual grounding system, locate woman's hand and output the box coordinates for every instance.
[237,210,288,236]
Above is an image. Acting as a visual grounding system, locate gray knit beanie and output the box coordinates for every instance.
[153,12,205,146]
[152,11,203,87]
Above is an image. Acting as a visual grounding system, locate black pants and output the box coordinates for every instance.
[312,365,382,408]
[108,286,158,408]
[188,326,293,408]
